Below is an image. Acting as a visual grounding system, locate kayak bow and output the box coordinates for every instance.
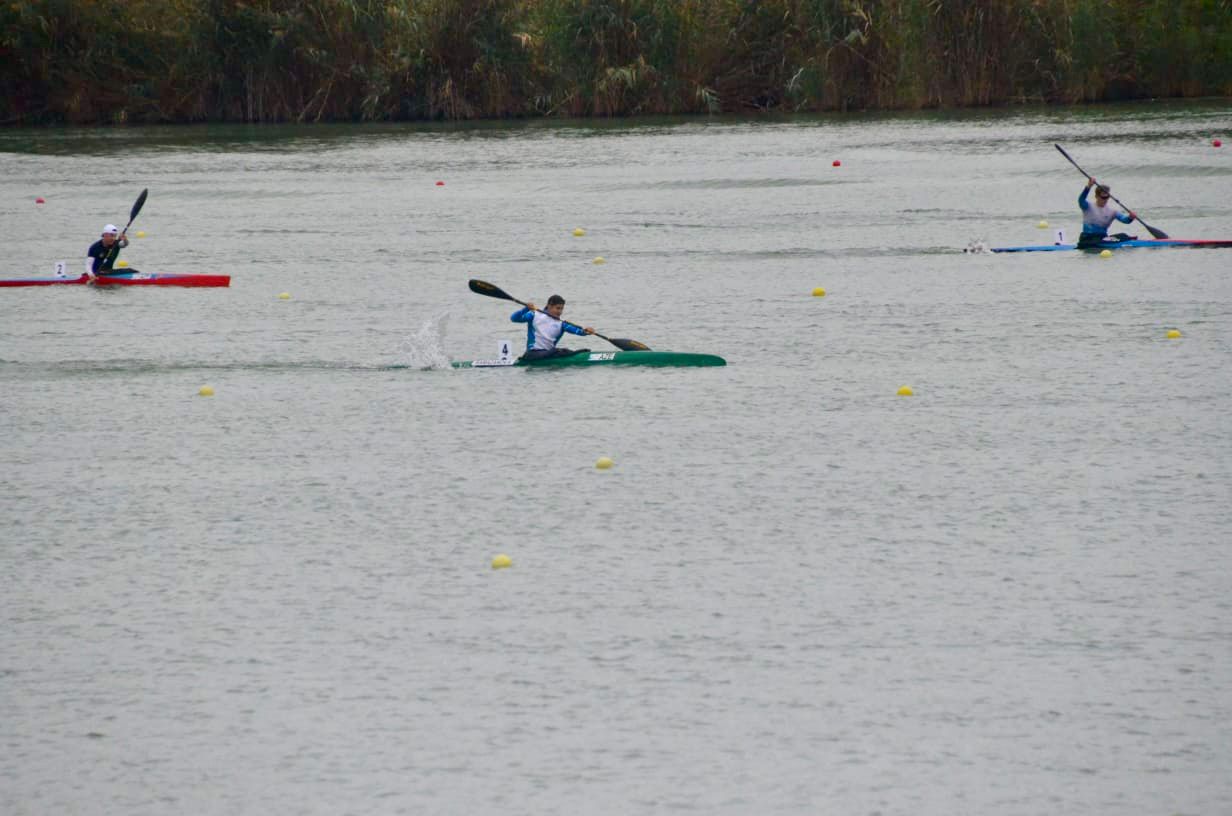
[452,350,726,368]
[0,271,231,287]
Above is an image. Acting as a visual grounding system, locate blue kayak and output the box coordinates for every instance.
[991,238,1232,253]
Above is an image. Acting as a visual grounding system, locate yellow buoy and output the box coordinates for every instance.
[198,385,215,397]
[593,256,606,265]
[572,228,586,237]
[1037,220,1049,229]
[116,259,129,268]
[135,230,146,238]
[1166,329,1181,339]
[278,292,291,300]
[897,385,914,397]
[811,287,826,297]
[595,456,614,470]
[1099,249,1112,258]
[491,553,512,569]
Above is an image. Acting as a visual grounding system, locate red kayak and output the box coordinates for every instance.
[0,270,230,288]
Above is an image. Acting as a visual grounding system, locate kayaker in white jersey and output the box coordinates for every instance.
[1077,178,1136,249]
[511,294,594,361]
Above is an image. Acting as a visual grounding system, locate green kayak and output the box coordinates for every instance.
[452,350,726,368]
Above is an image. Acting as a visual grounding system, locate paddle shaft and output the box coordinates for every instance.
[467,279,650,351]
[1054,145,1167,239]
[104,188,148,268]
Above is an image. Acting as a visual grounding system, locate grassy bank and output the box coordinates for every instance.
[3,0,1230,124]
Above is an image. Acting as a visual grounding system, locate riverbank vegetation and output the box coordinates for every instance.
[3,0,1230,124]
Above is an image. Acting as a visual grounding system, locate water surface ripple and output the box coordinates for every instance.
[3,101,1231,816]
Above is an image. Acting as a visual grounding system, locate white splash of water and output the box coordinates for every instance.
[399,311,453,370]
[963,238,991,254]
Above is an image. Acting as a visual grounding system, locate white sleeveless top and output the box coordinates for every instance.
[527,311,566,350]
[1083,199,1122,231]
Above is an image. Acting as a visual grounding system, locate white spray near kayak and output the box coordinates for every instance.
[398,311,453,370]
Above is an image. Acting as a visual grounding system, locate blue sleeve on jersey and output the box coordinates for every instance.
[1116,211,1134,224]
[563,322,588,337]
[1078,187,1091,210]
[511,307,533,323]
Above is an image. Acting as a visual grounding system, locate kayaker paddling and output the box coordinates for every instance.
[1077,177,1136,249]
[85,224,130,279]
[511,294,595,361]
[468,279,650,352]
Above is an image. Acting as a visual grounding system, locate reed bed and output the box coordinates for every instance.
[3,0,1229,124]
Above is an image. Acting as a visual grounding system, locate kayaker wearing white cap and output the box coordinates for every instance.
[85,224,129,278]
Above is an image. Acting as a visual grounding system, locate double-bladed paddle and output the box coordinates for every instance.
[1054,144,1168,239]
[467,279,651,351]
[103,188,149,268]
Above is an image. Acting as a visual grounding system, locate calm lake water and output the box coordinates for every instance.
[3,101,1231,815]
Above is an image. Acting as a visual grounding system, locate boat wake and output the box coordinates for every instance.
[963,238,991,254]
[2,311,457,375]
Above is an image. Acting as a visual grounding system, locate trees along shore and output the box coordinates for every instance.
[3,0,1230,125]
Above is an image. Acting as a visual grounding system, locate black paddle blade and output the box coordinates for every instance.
[605,336,651,352]
[468,278,517,302]
[129,188,148,223]
[1141,221,1168,240]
